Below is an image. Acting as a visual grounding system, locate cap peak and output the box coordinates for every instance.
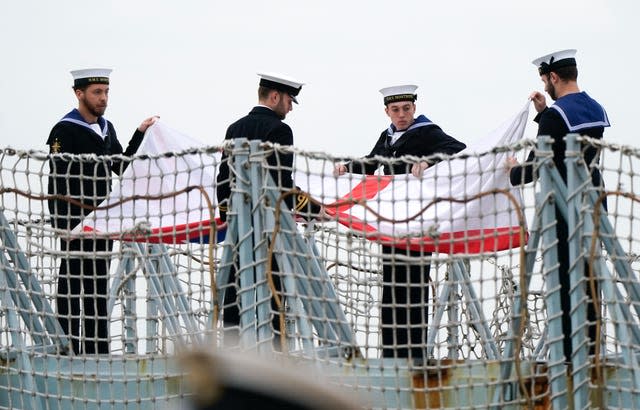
[257,72,304,104]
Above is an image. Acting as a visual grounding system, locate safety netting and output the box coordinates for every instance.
[1,105,640,409]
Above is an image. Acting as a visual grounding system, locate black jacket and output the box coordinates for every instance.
[348,119,466,175]
[216,106,320,221]
[47,117,144,230]
[510,92,607,187]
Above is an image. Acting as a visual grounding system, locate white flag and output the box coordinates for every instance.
[296,102,530,253]
[78,103,529,253]
[75,121,221,244]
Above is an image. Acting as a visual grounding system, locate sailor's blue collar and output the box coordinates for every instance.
[59,109,108,136]
[387,114,433,135]
[550,92,610,132]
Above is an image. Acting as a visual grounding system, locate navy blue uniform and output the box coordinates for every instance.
[349,115,466,359]
[510,92,608,186]
[348,115,466,175]
[510,92,609,361]
[216,106,320,220]
[215,106,320,343]
[47,109,143,354]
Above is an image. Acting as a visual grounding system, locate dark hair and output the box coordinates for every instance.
[258,85,278,100]
[552,65,578,81]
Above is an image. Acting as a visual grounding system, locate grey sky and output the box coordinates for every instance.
[1,0,638,156]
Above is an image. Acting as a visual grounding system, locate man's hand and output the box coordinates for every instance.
[295,206,334,224]
[505,156,519,172]
[411,161,429,178]
[315,206,333,222]
[333,163,347,177]
[137,116,160,133]
[529,91,547,113]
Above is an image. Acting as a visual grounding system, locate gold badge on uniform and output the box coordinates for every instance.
[51,138,61,153]
[295,193,309,211]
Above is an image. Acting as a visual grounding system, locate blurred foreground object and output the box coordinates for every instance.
[180,349,363,410]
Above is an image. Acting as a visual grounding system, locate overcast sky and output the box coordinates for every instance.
[1,0,638,157]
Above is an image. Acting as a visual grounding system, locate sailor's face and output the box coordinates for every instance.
[385,101,416,130]
[79,84,109,117]
[273,92,293,120]
[541,74,557,101]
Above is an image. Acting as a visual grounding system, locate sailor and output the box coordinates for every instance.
[334,84,466,359]
[216,72,321,221]
[215,72,324,347]
[509,49,610,186]
[47,68,157,354]
[334,85,465,177]
[508,49,610,362]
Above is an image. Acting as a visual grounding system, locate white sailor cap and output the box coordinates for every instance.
[532,49,577,75]
[379,84,418,105]
[70,68,112,88]
[257,72,304,104]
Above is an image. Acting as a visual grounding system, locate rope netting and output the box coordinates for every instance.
[0,131,639,409]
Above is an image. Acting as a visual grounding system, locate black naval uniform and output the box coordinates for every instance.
[216,106,321,342]
[47,108,144,354]
[348,115,466,359]
[510,91,610,361]
[349,115,466,175]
